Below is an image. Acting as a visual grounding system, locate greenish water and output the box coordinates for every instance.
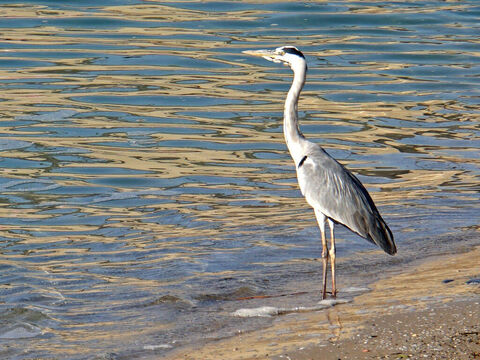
[0,1,479,358]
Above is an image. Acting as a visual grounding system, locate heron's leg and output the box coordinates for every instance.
[327,219,336,298]
[314,210,328,299]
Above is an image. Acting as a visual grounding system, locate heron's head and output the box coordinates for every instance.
[243,46,307,71]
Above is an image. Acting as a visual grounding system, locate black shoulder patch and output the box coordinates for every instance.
[282,46,305,59]
[298,155,307,168]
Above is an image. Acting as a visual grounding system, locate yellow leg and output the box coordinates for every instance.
[327,219,336,298]
[315,210,329,299]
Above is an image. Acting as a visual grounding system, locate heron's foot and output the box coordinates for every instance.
[322,290,337,299]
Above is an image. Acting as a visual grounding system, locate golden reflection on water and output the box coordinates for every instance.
[0,1,479,358]
[0,2,478,275]
[0,2,478,262]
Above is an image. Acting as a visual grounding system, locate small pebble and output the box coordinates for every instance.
[442,279,454,284]
[466,278,480,285]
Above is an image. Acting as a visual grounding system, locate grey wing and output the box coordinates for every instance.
[297,147,396,255]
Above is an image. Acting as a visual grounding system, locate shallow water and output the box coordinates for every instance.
[0,1,479,359]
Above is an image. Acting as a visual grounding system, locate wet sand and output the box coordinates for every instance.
[169,244,480,360]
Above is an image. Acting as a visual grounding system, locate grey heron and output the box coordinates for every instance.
[243,46,396,299]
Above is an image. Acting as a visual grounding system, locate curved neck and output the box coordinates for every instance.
[284,62,307,160]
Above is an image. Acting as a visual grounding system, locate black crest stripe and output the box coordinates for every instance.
[298,155,307,168]
[282,47,305,59]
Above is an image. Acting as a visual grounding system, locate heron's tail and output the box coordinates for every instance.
[369,216,396,255]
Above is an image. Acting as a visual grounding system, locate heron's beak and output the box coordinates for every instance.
[242,49,282,63]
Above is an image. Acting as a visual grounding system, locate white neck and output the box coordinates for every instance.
[283,61,307,163]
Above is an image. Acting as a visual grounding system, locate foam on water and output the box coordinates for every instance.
[233,299,351,317]
[0,323,43,339]
[143,344,174,350]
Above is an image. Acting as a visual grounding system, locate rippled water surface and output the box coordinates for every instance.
[0,1,479,358]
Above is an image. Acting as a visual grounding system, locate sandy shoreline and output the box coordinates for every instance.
[169,244,480,360]
[301,298,480,359]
